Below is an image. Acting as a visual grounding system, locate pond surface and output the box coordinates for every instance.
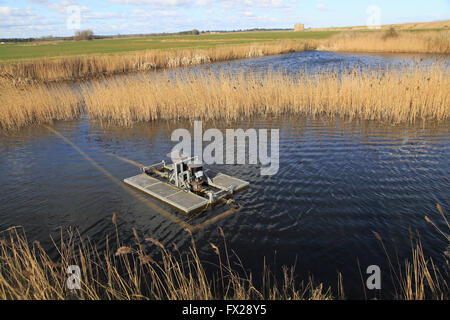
[1,51,449,298]
[158,50,449,77]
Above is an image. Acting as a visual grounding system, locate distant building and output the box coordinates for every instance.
[294,24,304,31]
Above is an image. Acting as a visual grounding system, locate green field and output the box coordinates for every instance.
[0,31,338,61]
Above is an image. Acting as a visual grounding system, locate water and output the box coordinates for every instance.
[1,51,449,298]
[158,50,449,78]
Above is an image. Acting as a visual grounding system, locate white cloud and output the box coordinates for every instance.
[110,0,192,5]
[47,0,80,13]
[83,11,120,20]
[110,0,288,8]
[0,7,12,16]
[27,0,82,13]
[219,0,287,9]
[3,0,295,37]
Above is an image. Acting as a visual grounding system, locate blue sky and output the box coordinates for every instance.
[0,0,449,38]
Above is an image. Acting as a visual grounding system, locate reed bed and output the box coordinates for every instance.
[83,64,449,125]
[0,63,447,132]
[0,223,333,300]
[319,30,450,54]
[0,41,315,84]
[0,80,80,131]
[0,204,448,300]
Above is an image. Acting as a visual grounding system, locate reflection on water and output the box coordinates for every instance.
[0,115,449,298]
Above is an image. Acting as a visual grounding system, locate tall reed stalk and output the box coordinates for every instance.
[0,223,333,300]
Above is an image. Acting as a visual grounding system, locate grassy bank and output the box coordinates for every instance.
[0,205,448,300]
[0,29,448,84]
[0,31,335,61]
[0,41,316,83]
[1,63,448,131]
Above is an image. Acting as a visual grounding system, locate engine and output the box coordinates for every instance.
[188,163,205,192]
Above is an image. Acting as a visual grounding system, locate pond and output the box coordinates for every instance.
[1,51,449,298]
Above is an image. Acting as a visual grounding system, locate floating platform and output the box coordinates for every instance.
[124,153,249,214]
[124,174,209,213]
[124,171,249,214]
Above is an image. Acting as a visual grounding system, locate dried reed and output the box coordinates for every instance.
[0,225,333,300]
[0,80,80,131]
[319,30,450,54]
[1,204,447,300]
[83,64,449,125]
[1,63,447,132]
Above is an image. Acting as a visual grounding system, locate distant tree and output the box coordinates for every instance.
[178,29,200,36]
[39,35,54,41]
[74,29,94,41]
[382,27,398,40]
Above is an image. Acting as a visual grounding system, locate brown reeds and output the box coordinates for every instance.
[0,63,447,132]
[0,224,333,300]
[0,80,80,131]
[0,41,316,84]
[1,204,448,300]
[318,30,450,54]
[83,64,449,125]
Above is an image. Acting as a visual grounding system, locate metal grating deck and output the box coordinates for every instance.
[124,174,209,214]
[207,171,250,192]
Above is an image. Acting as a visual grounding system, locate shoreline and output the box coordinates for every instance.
[1,30,449,84]
[3,49,450,87]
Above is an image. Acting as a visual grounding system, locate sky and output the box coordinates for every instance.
[0,0,449,38]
